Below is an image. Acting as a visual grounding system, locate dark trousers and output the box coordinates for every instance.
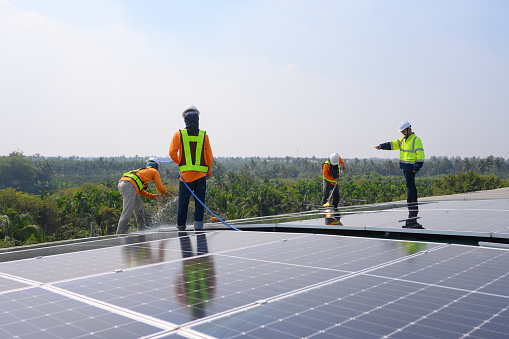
[322,180,341,218]
[177,176,207,230]
[403,170,418,224]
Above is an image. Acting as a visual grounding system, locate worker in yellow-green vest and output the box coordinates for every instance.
[116,157,172,234]
[375,121,425,229]
[169,105,213,231]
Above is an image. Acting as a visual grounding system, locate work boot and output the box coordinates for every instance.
[327,218,343,226]
[402,222,424,229]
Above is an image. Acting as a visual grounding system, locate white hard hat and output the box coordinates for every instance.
[399,121,411,131]
[329,153,340,165]
[182,105,200,118]
[146,157,160,170]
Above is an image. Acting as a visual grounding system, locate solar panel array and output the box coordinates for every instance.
[281,197,509,240]
[1,228,509,338]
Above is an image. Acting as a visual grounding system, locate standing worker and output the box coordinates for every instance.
[170,105,213,231]
[375,121,425,228]
[116,157,172,234]
[322,153,345,225]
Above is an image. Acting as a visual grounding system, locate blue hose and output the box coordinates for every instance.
[178,171,241,231]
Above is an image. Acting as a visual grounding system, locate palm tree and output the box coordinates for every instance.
[493,157,505,175]
[461,157,471,172]
[0,209,43,242]
[478,159,488,174]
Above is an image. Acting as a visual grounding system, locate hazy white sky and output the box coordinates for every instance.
[1,0,508,159]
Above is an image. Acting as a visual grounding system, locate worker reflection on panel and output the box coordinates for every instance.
[175,232,216,319]
[122,234,168,267]
[399,241,427,255]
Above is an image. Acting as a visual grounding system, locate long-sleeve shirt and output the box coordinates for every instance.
[323,156,345,184]
[120,167,168,199]
[169,130,213,183]
[380,133,424,172]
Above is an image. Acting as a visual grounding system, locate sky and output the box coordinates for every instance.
[1,0,508,160]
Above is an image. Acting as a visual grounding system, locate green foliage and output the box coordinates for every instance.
[0,237,16,248]
[432,171,509,195]
[0,188,42,215]
[205,172,441,218]
[0,208,43,243]
[2,152,509,190]
[1,151,508,248]
[0,151,53,194]
[97,206,121,235]
[0,181,126,244]
[14,225,43,242]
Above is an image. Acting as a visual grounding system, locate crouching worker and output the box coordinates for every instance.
[116,157,172,234]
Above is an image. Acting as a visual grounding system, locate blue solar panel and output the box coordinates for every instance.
[0,191,508,338]
[280,196,509,241]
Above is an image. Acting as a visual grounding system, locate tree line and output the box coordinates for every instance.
[2,151,509,194]
[1,151,508,247]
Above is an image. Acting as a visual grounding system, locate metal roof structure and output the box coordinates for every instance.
[1,188,509,338]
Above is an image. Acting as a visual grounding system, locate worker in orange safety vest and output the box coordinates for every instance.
[116,157,172,234]
[322,153,345,225]
[169,105,213,231]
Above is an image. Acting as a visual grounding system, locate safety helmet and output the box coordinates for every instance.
[182,105,200,118]
[399,121,411,131]
[329,153,340,165]
[146,157,160,170]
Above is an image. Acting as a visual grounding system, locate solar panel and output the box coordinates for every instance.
[188,237,509,339]
[0,229,508,338]
[280,196,509,240]
[1,189,508,338]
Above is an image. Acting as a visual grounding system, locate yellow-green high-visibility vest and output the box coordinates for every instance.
[390,133,425,165]
[123,169,148,191]
[323,160,340,184]
[179,129,209,173]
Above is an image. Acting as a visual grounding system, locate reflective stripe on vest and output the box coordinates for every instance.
[323,160,340,184]
[179,129,209,173]
[123,169,148,191]
[391,134,425,164]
